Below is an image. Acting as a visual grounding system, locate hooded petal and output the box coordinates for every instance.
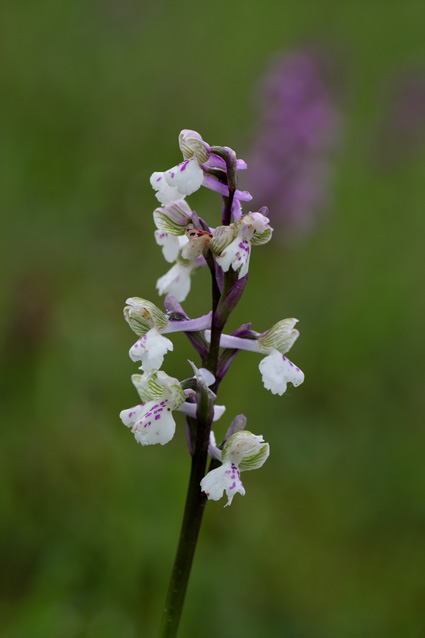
[223,431,270,471]
[259,349,304,395]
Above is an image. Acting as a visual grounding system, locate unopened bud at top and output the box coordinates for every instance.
[179,129,210,164]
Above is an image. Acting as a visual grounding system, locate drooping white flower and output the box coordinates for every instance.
[204,318,304,395]
[120,368,225,446]
[120,370,185,446]
[201,430,270,506]
[213,212,273,279]
[151,130,210,205]
[124,297,211,371]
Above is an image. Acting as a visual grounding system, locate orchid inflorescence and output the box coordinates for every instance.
[120,129,304,508]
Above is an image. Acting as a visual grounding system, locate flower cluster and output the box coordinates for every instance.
[245,47,342,231]
[120,129,304,506]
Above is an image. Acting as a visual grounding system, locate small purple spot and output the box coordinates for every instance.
[179,160,189,172]
[229,482,236,490]
[156,177,162,182]
[155,414,161,420]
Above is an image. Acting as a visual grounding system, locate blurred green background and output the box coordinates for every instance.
[1,1,425,636]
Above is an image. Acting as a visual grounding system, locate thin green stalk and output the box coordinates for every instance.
[159,448,209,637]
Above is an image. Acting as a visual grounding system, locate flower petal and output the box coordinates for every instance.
[129,328,174,372]
[176,402,226,422]
[216,234,251,279]
[131,399,176,446]
[200,462,245,506]
[150,172,182,205]
[164,159,204,197]
[119,404,145,428]
[259,349,304,395]
[156,263,193,302]
[154,231,188,263]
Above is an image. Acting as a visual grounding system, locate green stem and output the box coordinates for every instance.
[159,449,209,637]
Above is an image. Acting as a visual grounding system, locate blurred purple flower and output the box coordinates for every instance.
[245,47,343,232]
[376,69,425,167]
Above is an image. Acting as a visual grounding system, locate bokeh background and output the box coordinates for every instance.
[2,1,425,636]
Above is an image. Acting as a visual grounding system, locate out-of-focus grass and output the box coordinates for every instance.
[1,1,425,636]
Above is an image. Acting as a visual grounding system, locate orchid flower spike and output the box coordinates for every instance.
[201,430,270,506]
[150,131,210,205]
[205,318,304,395]
[120,370,186,446]
[211,211,273,279]
[124,297,212,372]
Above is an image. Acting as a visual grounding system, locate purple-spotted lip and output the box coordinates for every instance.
[282,354,300,372]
